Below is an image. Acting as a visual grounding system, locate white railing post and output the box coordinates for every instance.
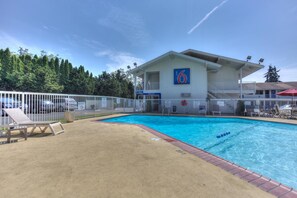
[21,92,25,112]
[124,98,126,112]
[67,95,70,111]
[111,97,114,111]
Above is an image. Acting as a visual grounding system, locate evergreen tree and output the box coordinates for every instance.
[49,58,55,71]
[54,57,60,75]
[42,55,49,67]
[0,61,2,83]
[60,59,70,86]
[35,66,63,93]
[0,47,134,97]
[0,48,12,89]
[59,59,65,84]
[264,65,281,82]
[94,69,134,98]
[18,47,29,56]
[65,66,89,94]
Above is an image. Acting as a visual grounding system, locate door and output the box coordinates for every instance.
[152,95,160,112]
[145,95,160,112]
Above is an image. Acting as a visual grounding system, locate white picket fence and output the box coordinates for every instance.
[134,98,296,115]
[0,91,134,129]
[1,90,295,130]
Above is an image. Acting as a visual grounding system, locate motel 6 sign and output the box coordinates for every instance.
[174,68,190,84]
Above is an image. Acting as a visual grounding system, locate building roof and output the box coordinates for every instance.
[243,81,297,90]
[130,49,264,78]
[129,51,221,75]
[182,49,264,78]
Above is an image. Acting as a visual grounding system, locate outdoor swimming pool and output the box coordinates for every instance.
[103,115,297,190]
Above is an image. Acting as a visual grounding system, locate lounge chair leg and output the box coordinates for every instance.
[39,127,48,133]
[23,129,27,140]
[7,130,11,143]
[49,122,64,135]
[30,127,37,134]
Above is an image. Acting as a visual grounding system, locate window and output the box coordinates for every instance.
[256,90,263,95]
[146,72,160,90]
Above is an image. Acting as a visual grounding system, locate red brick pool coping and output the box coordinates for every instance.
[99,119,297,198]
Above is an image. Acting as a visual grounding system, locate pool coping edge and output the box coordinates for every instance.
[99,119,297,198]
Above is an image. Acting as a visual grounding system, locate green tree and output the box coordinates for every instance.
[49,58,55,71]
[0,48,13,90]
[54,57,60,75]
[35,66,63,93]
[264,65,281,82]
[94,69,134,98]
[18,47,29,56]
[0,47,134,97]
[59,59,65,84]
[42,55,49,67]
[65,66,89,94]
[0,61,2,83]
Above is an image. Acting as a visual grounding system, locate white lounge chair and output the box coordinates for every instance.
[4,108,64,142]
[250,106,263,117]
[198,105,207,115]
[212,104,221,116]
[274,104,291,118]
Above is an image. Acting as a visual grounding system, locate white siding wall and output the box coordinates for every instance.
[208,65,239,90]
[144,56,207,100]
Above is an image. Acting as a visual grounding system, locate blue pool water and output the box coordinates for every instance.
[103,115,297,189]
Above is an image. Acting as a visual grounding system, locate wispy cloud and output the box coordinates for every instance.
[0,32,26,51]
[188,0,229,34]
[82,38,104,49]
[0,31,42,54]
[62,34,104,50]
[42,25,58,31]
[0,31,70,58]
[95,50,144,72]
[98,6,150,46]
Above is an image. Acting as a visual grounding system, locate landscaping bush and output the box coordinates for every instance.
[236,100,245,116]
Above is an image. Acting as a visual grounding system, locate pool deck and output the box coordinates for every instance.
[0,114,296,198]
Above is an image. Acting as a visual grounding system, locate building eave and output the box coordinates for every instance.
[129,51,221,75]
[181,49,264,78]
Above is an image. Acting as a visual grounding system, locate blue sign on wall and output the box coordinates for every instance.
[174,68,190,84]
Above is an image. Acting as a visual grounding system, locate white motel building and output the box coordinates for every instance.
[130,49,264,113]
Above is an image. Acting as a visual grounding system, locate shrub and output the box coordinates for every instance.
[236,100,245,116]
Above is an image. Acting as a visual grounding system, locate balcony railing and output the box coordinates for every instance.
[146,82,160,90]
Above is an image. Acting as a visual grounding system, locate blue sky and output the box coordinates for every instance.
[0,0,297,82]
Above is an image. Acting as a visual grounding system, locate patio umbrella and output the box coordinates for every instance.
[277,89,297,114]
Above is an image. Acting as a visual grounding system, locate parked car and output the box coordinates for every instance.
[279,104,292,110]
[1,97,21,116]
[53,98,77,111]
[19,103,29,112]
[27,99,55,113]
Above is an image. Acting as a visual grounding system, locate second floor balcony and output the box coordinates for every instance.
[146,81,159,90]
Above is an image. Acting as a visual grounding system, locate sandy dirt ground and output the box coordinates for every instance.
[0,115,274,198]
